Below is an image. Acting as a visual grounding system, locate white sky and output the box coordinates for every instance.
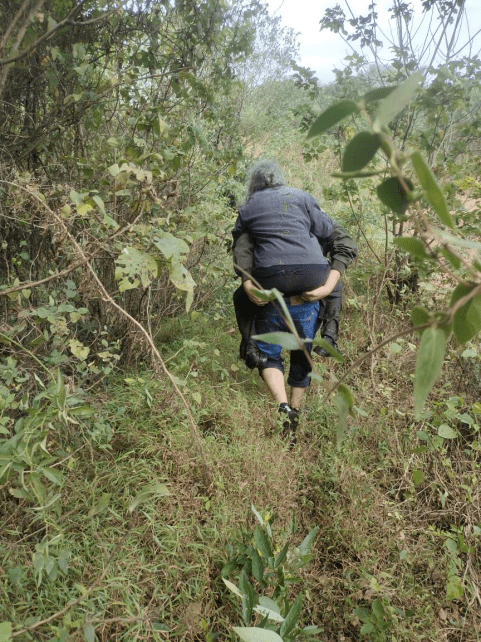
[267,0,481,84]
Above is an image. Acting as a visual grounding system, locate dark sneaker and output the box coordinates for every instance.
[313,337,340,358]
[278,403,299,446]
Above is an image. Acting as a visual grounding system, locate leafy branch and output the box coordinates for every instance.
[8,183,213,487]
[307,72,481,424]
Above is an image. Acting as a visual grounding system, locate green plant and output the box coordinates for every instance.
[353,596,409,640]
[221,505,322,642]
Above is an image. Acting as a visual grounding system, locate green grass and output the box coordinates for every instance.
[1,273,481,642]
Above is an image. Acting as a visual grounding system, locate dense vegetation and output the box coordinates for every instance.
[1,0,480,640]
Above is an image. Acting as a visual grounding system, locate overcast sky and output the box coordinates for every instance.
[267,0,481,84]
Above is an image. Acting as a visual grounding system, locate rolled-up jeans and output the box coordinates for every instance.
[254,263,330,387]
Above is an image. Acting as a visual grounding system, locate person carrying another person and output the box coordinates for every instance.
[234,218,358,362]
[231,159,348,442]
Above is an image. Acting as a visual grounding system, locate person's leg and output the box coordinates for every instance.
[284,300,320,443]
[233,285,267,368]
[314,281,343,357]
[290,386,306,409]
[233,285,258,346]
[261,368,288,404]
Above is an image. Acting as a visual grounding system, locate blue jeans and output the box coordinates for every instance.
[256,299,320,388]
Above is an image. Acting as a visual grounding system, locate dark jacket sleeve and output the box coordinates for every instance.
[319,221,358,274]
[233,232,254,281]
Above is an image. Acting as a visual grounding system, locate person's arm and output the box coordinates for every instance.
[232,232,268,306]
[318,221,358,274]
[300,269,341,302]
[242,278,269,306]
[233,232,254,281]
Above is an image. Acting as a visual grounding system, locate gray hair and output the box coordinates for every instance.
[245,159,286,200]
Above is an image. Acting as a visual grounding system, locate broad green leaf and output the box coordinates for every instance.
[9,487,34,501]
[239,571,255,626]
[253,605,284,623]
[69,405,95,417]
[83,624,96,642]
[451,284,481,344]
[27,472,46,504]
[361,621,377,634]
[108,163,120,176]
[446,562,463,600]
[223,578,243,598]
[92,195,105,213]
[437,229,481,252]
[411,306,430,334]
[333,384,354,448]
[376,176,413,214]
[56,369,66,410]
[466,294,481,334]
[313,337,345,362]
[438,424,457,439]
[115,247,158,292]
[416,430,430,441]
[274,542,289,568]
[342,132,381,172]
[41,466,64,485]
[252,288,279,303]
[389,342,402,354]
[0,622,12,642]
[394,237,429,259]
[250,547,264,584]
[440,247,461,269]
[69,338,90,361]
[298,526,319,557]
[280,594,303,638]
[307,100,358,138]
[254,525,272,559]
[88,493,111,517]
[153,233,189,259]
[259,596,281,613]
[411,152,454,229]
[168,261,195,293]
[233,627,283,642]
[414,327,446,418]
[371,598,385,620]
[302,626,324,635]
[253,332,303,351]
[77,202,92,217]
[373,72,423,131]
[251,504,265,527]
[362,86,396,102]
[412,469,424,485]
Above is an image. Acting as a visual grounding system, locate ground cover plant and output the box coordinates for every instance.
[1,0,481,640]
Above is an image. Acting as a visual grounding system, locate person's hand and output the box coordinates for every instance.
[243,279,268,306]
[301,269,341,302]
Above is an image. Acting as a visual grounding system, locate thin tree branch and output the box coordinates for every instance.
[7,184,212,488]
[326,282,481,398]
[0,0,117,67]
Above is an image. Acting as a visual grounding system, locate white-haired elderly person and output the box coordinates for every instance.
[232,159,341,443]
